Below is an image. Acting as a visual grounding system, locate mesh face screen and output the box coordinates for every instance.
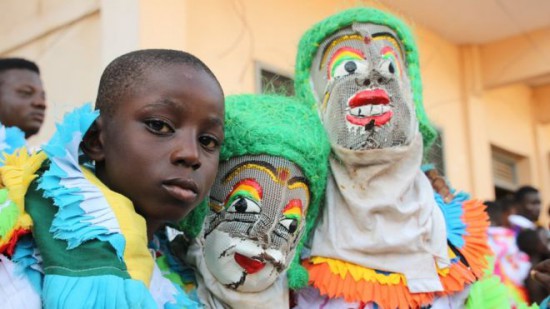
[310,23,416,150]
[202,155,310,290]
[203,155,310,292]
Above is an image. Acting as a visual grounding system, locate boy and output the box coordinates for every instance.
[0,49,224,308]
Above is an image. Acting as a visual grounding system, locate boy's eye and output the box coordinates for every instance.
[145,119,174,135]
[199,135,220,151]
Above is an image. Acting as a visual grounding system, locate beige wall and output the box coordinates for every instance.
[3,0,550,220]
[0,1,102,147]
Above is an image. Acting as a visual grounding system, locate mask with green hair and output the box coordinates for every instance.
[199,94,329,292]
[295,7,437,151]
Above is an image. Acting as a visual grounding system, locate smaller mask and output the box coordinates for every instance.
[203,155,310,292]
[310,23,417,150]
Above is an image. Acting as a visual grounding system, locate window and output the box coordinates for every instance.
[256,63,294,96]
[491,146,528,200]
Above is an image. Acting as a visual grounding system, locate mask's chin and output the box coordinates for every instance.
[203,229,283,292]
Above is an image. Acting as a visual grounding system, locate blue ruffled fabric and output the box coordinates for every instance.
[164,284,202,309]
[541,296,550,309]
[0,123,26,165]
[43,274,157,309]
[37,104,125,259]
[12,236,43,294]
[434,191,470,249]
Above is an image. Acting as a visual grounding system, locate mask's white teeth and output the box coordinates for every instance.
[349,104,391,117]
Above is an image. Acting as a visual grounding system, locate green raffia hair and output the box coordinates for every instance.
[294,7,437,150]
[222,94,330,289]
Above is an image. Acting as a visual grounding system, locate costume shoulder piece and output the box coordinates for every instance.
[425,168,492,290]
[301,167,492,308]
[23,104,195,308]
[0,124,47,308]
[0,121,46,256]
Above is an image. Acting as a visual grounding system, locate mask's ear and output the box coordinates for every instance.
[81,117,105,162]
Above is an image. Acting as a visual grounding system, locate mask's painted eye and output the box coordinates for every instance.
[226,197,261,214]
[280,218,298,234]
[380,46,402,78]
[332,60,368,79]
[380,59,397,77]
[327,46,366,80]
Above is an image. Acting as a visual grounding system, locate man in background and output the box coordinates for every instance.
[0,58,46,138]
[510,186,542,231]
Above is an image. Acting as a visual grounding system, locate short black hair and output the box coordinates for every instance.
[514,186,539,203]
[517,229,542,255]
[498,196,517,212]
[484,200,502,226]
[0,58,40,75]
[95,49,222,117]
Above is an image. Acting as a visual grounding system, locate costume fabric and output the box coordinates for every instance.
[310,133,449,291]
[0,105,198,308]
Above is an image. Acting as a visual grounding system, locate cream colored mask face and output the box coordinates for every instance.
[203,155,310,292]
[310,23,417,150]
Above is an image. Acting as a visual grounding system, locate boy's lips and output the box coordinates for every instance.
[346,89,393,127]
[162,178,198,203]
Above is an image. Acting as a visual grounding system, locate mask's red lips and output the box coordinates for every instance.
[346,89,393,127]
[234,253,266,274]
[348,89,390,108]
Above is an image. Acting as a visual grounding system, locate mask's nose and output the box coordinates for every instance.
[355,64,392,88]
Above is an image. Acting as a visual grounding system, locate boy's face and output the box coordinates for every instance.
[96,64,224,227]
[0,69,46,138]
[309,23,416,150]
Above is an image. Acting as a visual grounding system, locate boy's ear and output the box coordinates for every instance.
[81,117,105,162]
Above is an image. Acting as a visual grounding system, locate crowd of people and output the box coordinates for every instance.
[0,6,549,309]
[486,186,550,306]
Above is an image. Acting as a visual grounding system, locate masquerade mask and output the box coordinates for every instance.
[310,23,417,150]
[203,155,310,292]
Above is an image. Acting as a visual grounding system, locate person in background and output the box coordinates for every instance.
[510,186,542,231]
[0,58,46,139]
[517,228,550,304]
[485,200,531,304]
[532,259,550,308]
[498,196,518,229]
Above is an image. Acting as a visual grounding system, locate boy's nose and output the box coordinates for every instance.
[170,135,201,170]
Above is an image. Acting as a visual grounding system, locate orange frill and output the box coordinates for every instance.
[306,199,492,308]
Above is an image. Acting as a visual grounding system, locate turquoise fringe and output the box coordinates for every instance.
[434,191,470,249]
[43,274,158,309]
[38,104,125,259]
[12,236,43,294]
[164,284,202,309]
[0,123,26,166]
